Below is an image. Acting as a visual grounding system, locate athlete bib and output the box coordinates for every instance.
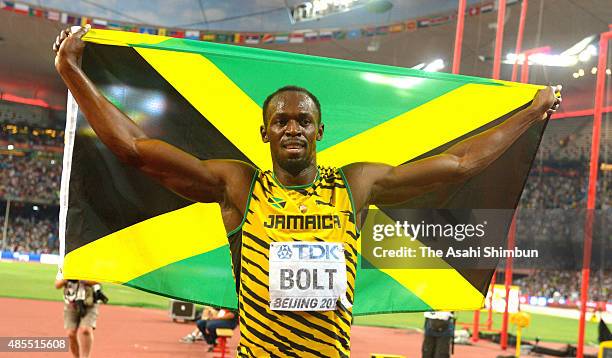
[269,242,347,311]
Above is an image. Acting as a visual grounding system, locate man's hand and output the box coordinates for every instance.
[53,25,90,71]
[54,279,67,289]
[529,85,562,120]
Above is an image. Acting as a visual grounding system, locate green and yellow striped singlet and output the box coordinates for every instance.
[227,166,359,357]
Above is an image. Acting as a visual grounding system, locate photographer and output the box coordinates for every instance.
[55,278,108,358]
[422,311,455,358]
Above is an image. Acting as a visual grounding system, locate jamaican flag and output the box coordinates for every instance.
[59,29,545,314]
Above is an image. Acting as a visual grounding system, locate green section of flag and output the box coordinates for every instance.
[126,246,238,308]
[203,54,463,151]
[132,38,502,151]
[353,255,431,315]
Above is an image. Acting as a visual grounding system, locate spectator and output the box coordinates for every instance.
[197,309,238,351]
[180,307,238,351]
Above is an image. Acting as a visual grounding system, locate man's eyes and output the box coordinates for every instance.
[273,118,312,126]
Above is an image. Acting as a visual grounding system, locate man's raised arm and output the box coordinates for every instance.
[53,26,254,205]
[343,86,561,212]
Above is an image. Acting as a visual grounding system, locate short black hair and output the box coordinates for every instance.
[262,85,321,127]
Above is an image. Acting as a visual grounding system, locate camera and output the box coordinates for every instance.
[92,284,109,304]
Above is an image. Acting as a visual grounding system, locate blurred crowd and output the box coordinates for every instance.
[1,214,59,254]
[0,122,64,147]
[0,154,62,204]
[515,270,611,303]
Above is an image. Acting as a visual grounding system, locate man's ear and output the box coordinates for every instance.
[260,124,269,143]
[316,123,324,141]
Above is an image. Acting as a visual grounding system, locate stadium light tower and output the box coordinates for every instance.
[474,0,507,343]
[576,24,612,358]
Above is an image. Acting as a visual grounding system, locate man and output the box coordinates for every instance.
[55,279,100,358]
[422,311,454,358]
[197,309,239,351]
[180,306,219,343]
[53,26,560,357]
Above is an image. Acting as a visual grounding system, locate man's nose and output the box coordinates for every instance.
[285,119,301,135]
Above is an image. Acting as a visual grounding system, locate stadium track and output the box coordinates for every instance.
[0,297,599,357]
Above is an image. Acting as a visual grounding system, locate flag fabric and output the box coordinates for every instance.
[430,15,450,26]
[185,30,200,40]
[92,19,108,29]
[468,5,481,16]
[1,2,15,11]
[46,10,60,21]
[106,22,122,31]
[375,26,389,35]
[274,33,289,43]
[333,31,346,40]
[201,33,216,42]
[29,7,43,17]
[289,32,304,43]
[319,30,333,41]
[363,27,376,37]
[261,34,274,44]
[244,33,261,45]
[233,33,244,44]
[139,27,157,35]
[60,29,546,315]
[406,20,417,32]
[347,29,362,39]
[80,17,90,27]
[388,23,404,33]
[417,18,431,28]
[481,2,495,13]
[13,2,28,14]
[304,31,318,42]
[215,33,231,43]
[168,30,185,38]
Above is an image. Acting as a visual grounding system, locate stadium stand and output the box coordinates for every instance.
[515,270,611,303]
[1,213,59,254]
[0,153,62,204]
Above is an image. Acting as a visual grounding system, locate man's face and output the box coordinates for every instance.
[261,91,323,173]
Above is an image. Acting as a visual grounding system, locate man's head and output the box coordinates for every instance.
[261,86,324,174]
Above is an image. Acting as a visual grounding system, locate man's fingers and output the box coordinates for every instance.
[72,24,91,39]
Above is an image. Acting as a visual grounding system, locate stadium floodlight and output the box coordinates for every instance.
[503,35,598,68]
[289,0,370,23]
[361,73,423,89]
[361,59,445,89]
[423,59,445,72]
